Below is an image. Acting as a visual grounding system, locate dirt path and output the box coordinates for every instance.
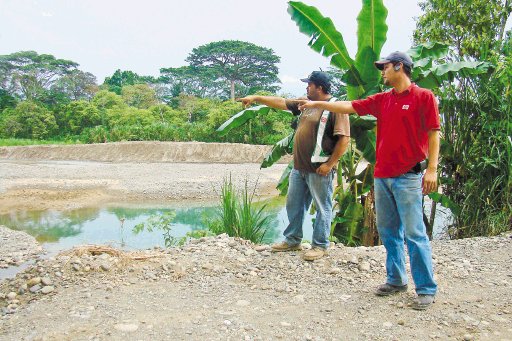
[0,142,511,340]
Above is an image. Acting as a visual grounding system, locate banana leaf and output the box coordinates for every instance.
[428,192,461,216]
[407,42,449,61]
[333,201,364,246]
[287,1,364,92]
[416,61,492,89]
[350,115,377,163]
[353,0,388,99]
[261,132,294,169]
[216,105,272,136]
[276,161,294,196]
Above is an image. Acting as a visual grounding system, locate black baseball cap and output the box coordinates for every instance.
[374,51,413,70]
[301,71,331,93]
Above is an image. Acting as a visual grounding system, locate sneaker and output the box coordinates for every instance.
[375,283,408,296]
[412,294,435,310]
[271,241,302,252]
[302,247,327,261]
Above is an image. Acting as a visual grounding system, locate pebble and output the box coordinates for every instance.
[114,323,139,332]
[100,264,111,271]
[41,277,52,286]
[41,286,55,294]
[6,292,17,300]
[29,284,42,293]
[358,261,371,271]
[27,277,41,287]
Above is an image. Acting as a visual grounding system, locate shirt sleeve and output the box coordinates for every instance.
[351,93,384,119]
[333,112,350,137]
[422,91,441,131]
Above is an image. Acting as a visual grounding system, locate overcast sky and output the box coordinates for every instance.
[1,0,426,96]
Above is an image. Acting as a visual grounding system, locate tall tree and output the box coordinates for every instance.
[185,40,281,101]
[0,51,78,101]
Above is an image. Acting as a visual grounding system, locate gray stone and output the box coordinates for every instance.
[41,286,55,294]
[358,261,371,272]
[6,292,17,300]
[41,277,52,286]
[29,284,42,293]
[100,263,111,271]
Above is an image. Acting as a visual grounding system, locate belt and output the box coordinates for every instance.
[407,160,427,174]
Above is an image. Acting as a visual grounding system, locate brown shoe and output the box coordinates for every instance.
[271,241,302,252]
[302,247,327,261]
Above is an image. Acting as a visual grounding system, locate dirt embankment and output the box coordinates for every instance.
[0,141,291,164]
[0,142,290,213]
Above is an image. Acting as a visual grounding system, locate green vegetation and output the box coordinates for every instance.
[218,1,505,245]
[414,0,512,238]
[0,41,287,145]
[206,176,271,244]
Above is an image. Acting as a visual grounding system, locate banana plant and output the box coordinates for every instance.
[217,1,491,246]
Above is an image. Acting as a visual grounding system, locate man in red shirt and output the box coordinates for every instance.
[299,52,439,310]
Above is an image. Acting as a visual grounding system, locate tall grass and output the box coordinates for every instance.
[207,176,271,243]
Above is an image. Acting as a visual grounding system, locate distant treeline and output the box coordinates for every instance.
[0,41,302,144]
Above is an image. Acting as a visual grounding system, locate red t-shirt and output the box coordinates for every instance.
[352,83,440,178]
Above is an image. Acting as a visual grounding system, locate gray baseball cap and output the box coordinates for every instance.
[374,51,413,70]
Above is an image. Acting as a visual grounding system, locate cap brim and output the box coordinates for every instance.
[374,59,390,70]
[300,78,310,83]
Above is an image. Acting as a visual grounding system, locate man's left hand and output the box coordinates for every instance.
[422,168,437,194]
[316,163,333,177]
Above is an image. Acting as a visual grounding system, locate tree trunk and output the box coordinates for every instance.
[230,80,235,102]
[362,188,379,246]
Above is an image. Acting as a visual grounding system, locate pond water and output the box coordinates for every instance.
[0,197,313,255]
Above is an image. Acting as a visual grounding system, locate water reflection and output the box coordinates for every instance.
[0,197,295,252]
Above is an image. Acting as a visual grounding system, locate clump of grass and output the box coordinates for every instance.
[207,175,270,244]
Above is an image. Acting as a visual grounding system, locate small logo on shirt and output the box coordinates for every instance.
[320,117,327,123]
[402,105,410,110]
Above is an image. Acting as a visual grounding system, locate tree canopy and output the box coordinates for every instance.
[414,0,512,59]
[0,51,80,101]
[184,40,281,101]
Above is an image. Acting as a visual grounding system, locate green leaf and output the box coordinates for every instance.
[287,1,364,92]
[216,105,272,136]
[407,42,449,61]
[355,0,388,97]
[350,115,377,163]
[276,161,294,196]
[428,192,461,216]
[261,133,294,169]
[416,61,492,89]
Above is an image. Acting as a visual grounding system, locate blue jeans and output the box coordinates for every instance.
[374,173,437,295]
[284,168,334,249]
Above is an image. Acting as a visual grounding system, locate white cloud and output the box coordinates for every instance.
[41,11,53,17]
[280,75,301,84]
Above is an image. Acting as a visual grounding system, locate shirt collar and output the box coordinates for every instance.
[391,83,416,97]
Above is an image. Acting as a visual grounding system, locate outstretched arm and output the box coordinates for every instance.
[237,95,288,110]
[299,100,355,115]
